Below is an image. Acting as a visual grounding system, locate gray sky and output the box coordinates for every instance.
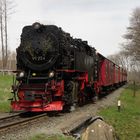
[8,0,140,56]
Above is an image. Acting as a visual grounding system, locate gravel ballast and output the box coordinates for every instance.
[0,87,124,140]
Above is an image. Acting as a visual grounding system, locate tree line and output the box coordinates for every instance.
[108,7,140,82]
[0,50,16,70]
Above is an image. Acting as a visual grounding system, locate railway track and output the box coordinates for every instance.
[0,112,47,133]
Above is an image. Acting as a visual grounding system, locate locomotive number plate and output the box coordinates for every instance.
[32,56,46,61]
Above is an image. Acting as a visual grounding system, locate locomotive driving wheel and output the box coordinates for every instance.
[78,91,86,106]
[63,81,79,112]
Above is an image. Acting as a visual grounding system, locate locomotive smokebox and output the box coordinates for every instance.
[17,23,61,71]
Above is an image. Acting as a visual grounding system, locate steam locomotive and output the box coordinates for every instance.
[11,22,127,112]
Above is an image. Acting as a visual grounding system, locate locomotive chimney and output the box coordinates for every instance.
[32,22,41,30]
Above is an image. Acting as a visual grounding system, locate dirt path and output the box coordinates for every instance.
[0,87,125,140]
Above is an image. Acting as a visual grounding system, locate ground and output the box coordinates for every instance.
[1,75,136,140]
[0,87,123,140]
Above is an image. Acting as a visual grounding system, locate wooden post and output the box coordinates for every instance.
[133,81,136,97]
[117,100,121,112]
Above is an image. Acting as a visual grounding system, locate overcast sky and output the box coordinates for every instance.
[8,0,140,56]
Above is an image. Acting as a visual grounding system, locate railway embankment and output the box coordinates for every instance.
[0,86,124,140]
[0,74,139,140]
[29,85,140,140]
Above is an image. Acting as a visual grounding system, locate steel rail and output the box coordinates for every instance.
[0,113,47,131]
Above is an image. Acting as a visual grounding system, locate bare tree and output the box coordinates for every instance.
[121,7,140,82]
[107,50,131,71]
[4,0,8,67]
[0,0,15,70]
[123,7,140,61]
[0,0,5,69]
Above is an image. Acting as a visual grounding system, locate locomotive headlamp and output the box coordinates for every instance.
[49,71,55,78]
[32,73,36,76]
[19,71,24,78]
[33,22,41,29]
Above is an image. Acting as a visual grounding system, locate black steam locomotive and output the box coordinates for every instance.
[11,22,126,112]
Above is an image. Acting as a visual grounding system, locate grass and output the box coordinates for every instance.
[0,74,13,112]
[98,85,140,140]
[29,134,73,140]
